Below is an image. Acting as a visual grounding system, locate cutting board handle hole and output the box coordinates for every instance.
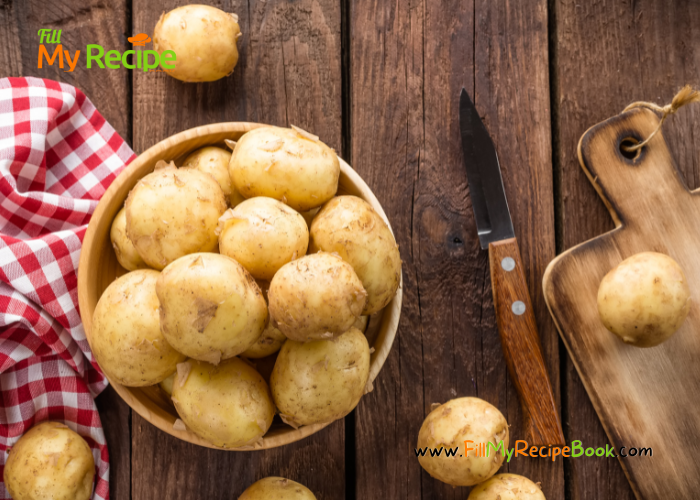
[619,137,642,161]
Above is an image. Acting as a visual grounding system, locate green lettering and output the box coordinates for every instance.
[137,50,142,68]
[605,444,616,458]
[571,440,584,458]
[160,50,176,69]
[142,50,159,72]
[86,45,105,68]
[585,447,595,457]
[122,50,135,69]
[104,50,121,69]
[504,447,514,463]
[595,447,605,457]
[486,441,506,458]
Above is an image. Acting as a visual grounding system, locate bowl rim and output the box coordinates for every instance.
[78,121,403,451]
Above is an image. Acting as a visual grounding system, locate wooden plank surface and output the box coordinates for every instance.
[0,2,133,500]
[550,1,700,498]
[349,0,564,497]
[130,1,345,499]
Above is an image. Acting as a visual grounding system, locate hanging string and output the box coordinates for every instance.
[622,85,700,152]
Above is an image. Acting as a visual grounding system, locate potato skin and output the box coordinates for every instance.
[92,270,185,386]
[182,146,244,207]
[4,422,95,500]
[239,477,317,500]
[153,5,241,82]
[271,327,370,427]
[310,196,401,314]
[269,253,367,342]
[417,397,509,487]
[218,197,309,280]
[125,168,226,270]
[229,126,340,212]
[157,253,268,363]
[468,474,546,500]
[597,252,691,347]
[172,358,275,448]
[242,280,287,359]
[110,207,148,271]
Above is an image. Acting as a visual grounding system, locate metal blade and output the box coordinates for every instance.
[459,88,515,249]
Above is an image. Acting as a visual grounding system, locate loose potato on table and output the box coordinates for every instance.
[468,474,546,500]
[218,197,309,280]
[125,166,226,270]
[157,253,268,364]
[417,397,509,487]
[172,358,275,448]
[4,422,95,500]
[242,280,287,359]
[154,5,241,82]
[110,206,148,271]
[310,195,401,315]
[229,126,340,212]
[91,270,185,386]
[271,327,370,428]
[239,477,317,500]
[597,251,691,347]
[181,146,244,207]
[269,253,367,342]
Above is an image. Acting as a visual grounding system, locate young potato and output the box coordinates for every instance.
[310,196,401,315]
[269,253,367,342]
[4,422,95,500]
[597,252,691,347]
[159,372,175,398]
[352,315,369,333]
[181,146,245,207]
[110,206,148,271]
[271,327,370,428]
[242,280,287,359]
[229,126,340,212]
[91,270,185,386]
[157,253,268,364]
[239,477,317,500]
[417,397,509,486]
[154,5,241,82]
[172,358,275,448]
[218,197,309,280]
[468,474,546,500]
[125,166,227,270]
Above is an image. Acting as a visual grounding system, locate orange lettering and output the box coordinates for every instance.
[38,44,63,68]
[515,440,529,457]
[562,446,570,458]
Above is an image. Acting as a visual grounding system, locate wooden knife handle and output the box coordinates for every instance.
[489,237,565,446]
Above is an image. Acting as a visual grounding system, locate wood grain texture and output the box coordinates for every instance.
[349,0,564,497]
[545,108,700,499]
[489,238,564,447]
[549,1,700,498]
[130,1,344,499]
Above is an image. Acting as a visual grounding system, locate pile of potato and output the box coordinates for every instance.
[94,125,402,448]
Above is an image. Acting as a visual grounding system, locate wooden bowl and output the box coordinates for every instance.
[78,122,402,450]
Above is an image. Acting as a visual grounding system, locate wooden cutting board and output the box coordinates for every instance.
[543,107,700,500]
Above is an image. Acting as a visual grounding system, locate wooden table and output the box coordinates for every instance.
[2,1,699,498]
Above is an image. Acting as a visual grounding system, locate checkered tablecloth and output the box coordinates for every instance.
[0,77,135,499]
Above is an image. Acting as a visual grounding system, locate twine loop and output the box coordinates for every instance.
[622,85,700,153]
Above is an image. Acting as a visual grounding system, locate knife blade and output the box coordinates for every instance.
[460,88,565,447]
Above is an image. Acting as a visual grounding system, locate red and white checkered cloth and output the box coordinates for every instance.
[0,77,135,499]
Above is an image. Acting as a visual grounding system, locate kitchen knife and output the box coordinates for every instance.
[459,88,565,447]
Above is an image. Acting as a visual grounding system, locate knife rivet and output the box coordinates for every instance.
[501,257,515,272]
[512,301,526,316]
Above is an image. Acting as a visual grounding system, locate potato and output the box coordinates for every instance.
[182,146,244,207]
[242,280,287,359]
[172,358,275,448]
[4,422,95,500]
[157,253,268,364]
[153,5,241,82]
[92,270,185,386]
[269,253,367,342]
[125,166,226,270]
[229,126,340,212]
[352,315,369,333]
[271,327,370,427]
[218,197,309,280]
[417,397,508,486]
[239,477,317,500]
[597,252,691,347]
[159,372,175,397]
[468,474,546,500]
[310,196,401,314]
[110,207,148,271]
